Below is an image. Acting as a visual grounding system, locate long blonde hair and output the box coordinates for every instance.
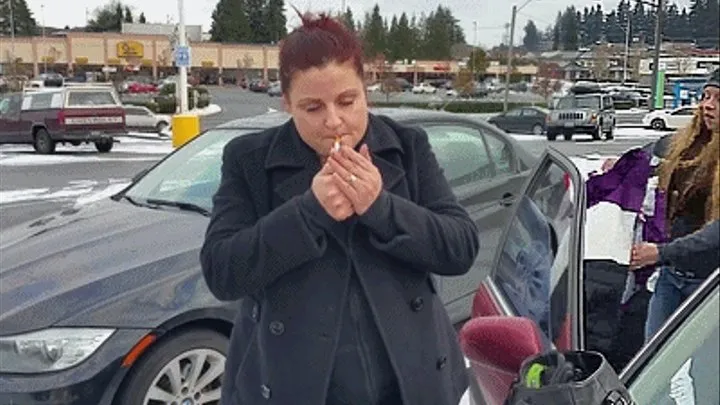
[658,108,720,223]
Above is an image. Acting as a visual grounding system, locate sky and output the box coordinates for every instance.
[25,0,694,48]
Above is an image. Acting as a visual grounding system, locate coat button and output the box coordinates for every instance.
[251,303,259,322]
[436,356,447,370]
[261,384,272,399]
[269,320,285,336]
[410,297,424,312]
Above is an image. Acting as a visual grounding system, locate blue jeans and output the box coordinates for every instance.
[645,267,704,341]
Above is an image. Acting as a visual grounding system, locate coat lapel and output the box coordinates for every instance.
[265,120,321,204]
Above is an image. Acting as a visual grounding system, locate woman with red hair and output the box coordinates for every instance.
[200,11,479,405]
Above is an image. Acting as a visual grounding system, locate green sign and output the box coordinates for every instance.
[655,70,665,109]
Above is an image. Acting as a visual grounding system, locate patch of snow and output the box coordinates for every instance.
[74,182,131,206]
[0,188,51,204]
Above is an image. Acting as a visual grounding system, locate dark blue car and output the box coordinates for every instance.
[0,109,537,404]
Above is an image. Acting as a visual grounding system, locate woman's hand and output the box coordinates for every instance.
[630,242,660,270]
[601,158,618,172]
[311,163,354,221]
[326,144,383,215]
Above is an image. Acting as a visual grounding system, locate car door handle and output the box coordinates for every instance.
[499,193,515,207]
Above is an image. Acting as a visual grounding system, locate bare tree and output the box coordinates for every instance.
[532,62,563,102]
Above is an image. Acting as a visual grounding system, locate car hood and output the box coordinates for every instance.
[0,199,208,335]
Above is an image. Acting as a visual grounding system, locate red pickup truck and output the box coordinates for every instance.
[0,85,127,154]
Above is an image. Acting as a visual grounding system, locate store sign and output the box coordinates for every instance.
[117,41,144,58]
[75,57,88,64]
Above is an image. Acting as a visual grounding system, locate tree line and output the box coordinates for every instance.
[522,0,719,52]
[1,0,717,55]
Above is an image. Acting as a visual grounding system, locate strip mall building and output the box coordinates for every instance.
[0,31,538,84]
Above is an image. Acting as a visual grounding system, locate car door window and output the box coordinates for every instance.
[629,287,718,405]
[421,125,494,187]
[506,109,522,117]
[521,108,541,117]
[483,133,513,176]
[673,107,694,116]
[492,157,579,349]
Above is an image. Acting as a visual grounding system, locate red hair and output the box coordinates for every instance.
[279,8,364,94]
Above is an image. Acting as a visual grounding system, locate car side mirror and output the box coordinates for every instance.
[460,316,544,374]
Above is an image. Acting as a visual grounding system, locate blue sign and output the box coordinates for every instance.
[175,46,191,67]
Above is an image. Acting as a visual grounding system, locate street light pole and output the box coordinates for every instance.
[9,0,16,73]
[650,0,666,111]
[177,0,189,113]
[503,5,517,112]
[623,17,630,84]
[42,4,47,74]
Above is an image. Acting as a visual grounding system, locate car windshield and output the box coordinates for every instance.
[556,96,600,109]
[628,285,718,404]
[123,128,253,212]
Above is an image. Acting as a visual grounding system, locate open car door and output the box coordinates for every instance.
[461,147,587,405]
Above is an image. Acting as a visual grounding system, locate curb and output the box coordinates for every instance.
[118,133,171,142]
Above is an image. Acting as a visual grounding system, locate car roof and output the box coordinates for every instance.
[216,107,494,130]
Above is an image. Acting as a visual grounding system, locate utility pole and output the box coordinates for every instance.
[10,0,16,74]
[650,0,666,111]
[503,5,517,112]
[623,17,630,84]
[42,4,47,74]
[177,0,189,113]
[472,21,477,80]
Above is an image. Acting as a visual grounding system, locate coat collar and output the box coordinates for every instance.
[265,114,406,203]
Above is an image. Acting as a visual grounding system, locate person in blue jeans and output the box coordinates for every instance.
[631,220,719,340]
[630,69,719,341]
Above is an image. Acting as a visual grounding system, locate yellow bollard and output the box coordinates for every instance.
[171,114,201,148]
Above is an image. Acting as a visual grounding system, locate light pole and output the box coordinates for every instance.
[649,0,666,111]
[503,0,534,112]
[9,0,16,73]
[177,0,189,113]
[622,17,630,84]
[42,4,47,74]
[472,21,477,80]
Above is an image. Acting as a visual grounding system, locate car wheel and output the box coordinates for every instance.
[156,121,169,134]
[95,139,114,153]
[605,125,614,140]
[563,132,573,141]
[114,329,228,405]
[651,118,665,130]
[546,131,557,141]
[532,124,543,135]
[592,126,602,140]
[33,128,56,154]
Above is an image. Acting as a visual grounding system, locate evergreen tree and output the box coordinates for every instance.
[0,0,38,36]
[264,0,286,43]
[362,4,386,58]
[341,7,355,31]
[123,6,133,23]
[210,0,252,43]
[246,0,270,43]
[523,20,541,51]
[138,12,146,23]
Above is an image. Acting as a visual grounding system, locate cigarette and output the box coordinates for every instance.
[333,137,341,152]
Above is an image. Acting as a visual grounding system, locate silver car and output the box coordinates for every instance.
[546,93,615,141]
[122,105,171,134]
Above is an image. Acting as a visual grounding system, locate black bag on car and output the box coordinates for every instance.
[504,350,635,405]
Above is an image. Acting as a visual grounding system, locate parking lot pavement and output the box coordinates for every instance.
[0,84,670,230]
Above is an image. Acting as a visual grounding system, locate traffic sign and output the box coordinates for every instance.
[175,46,191,68]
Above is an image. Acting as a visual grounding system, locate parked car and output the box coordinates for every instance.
[122,105,171,134]
[0,85,126,154]
[488,106,549,135]
[412,82,437,94]
[460,267,719,404]
[267,82,282,97]
[0,108,537,404]
[454,145,718,405]
[546,91,615,141]
[642,105,696,130]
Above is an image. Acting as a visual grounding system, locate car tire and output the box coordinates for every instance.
[532,124,543,135]
[546,131,557,141]
[605,125,614,141]
[114,329,228,405]
[95,139,114,153]
[651,118,666,130]
[156,121,169,134]
[33,128,56,154]
[563,132,573,141]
